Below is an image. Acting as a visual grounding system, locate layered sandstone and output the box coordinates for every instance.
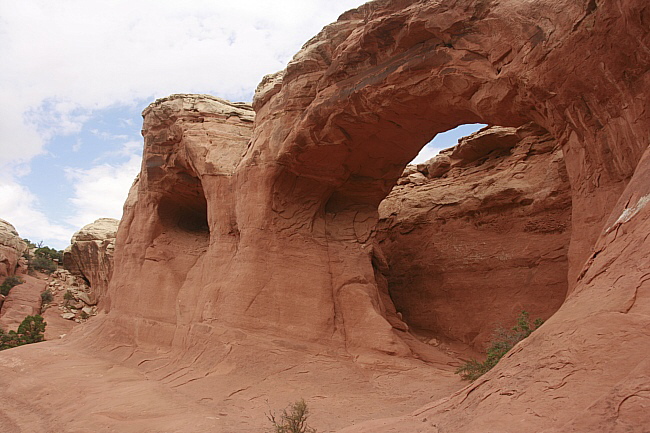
[0,219,27,279]
[377,124,571,349]
[0,0,649,432]
[63,218,119,305]
[0,95,462,433]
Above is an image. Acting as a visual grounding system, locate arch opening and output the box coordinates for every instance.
[411,123,488,165]
[375,122,572,355]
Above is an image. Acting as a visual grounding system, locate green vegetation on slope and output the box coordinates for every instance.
[0,315,47,351]
[456,311,544,381]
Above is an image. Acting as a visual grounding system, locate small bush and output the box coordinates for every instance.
[63,290,75,306]
[456,311,544,381]
[0,275,23,296]
[40,289,54,304]
[268,399,316,433]
[0,315,47,350]
[17,315,46,344]
[31,256,57,273]
[34,246,63,262]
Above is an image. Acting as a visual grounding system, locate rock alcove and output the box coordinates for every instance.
[376,123,572,351]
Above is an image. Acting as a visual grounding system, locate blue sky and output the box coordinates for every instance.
[0,1,483,250]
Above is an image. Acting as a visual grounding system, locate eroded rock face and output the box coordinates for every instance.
[377,125,571,349]
[1,0,649,432]
[0,219,27,279]
[102,92,413,357]
[102,2,650,423]
[102,94,259,337]
[63,218,119,305]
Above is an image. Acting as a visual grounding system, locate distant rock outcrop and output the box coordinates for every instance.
[377,125,571,349]
[0,219,27,279]
[63,218,119,305]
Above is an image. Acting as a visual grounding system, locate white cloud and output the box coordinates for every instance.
[411,124,488,164]
[411,145,448,165]
[0,0,366,164]
[0,0,367,248]
[64,153,142,229]
[0,181,73,247]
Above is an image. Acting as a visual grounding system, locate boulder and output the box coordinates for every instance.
[0,274,45,331]
[450,126,519,163]
[0,219,27,279]
[63,218,119,306]
[425,153,452,178]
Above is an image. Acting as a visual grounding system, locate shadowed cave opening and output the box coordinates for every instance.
[156,173,210,243]
[375,123,572,355]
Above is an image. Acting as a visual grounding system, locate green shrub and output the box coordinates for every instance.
[40,289,54,304]
[34,246,63,262]
[268,399,316,433]
[17,315,46,344]
[0,315,47,350]
[456,311,544,381]
[31,255,57,273]
[0,275,23,296]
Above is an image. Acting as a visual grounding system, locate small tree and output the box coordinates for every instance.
[0,329,20,350]
[268,399,317,433]
[0,315,47,350]
[34,246,63,262]
[31,256,57,273]
[17,315,47,344]
[456,311,544,381]
[40,289,54,304]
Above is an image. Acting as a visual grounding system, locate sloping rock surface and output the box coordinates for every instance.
[63,218,119,305]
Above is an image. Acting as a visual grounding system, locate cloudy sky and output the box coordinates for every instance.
[0,0,483,250]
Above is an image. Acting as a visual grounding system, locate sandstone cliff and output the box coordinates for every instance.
[376,124,572,350]
[63,217,119,305]
[0,0,649,432]
[0,219,27,279]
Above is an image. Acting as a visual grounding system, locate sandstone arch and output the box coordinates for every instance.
[79,0,649,430]
[102,0,649,354]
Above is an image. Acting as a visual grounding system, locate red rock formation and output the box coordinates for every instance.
[102,91,412,356]
[0,274,46,331]
[376,124,571,350]
[63,217,119,305]
[0,219,27,279]
[83,0,650,429]
[1,0,650,432]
